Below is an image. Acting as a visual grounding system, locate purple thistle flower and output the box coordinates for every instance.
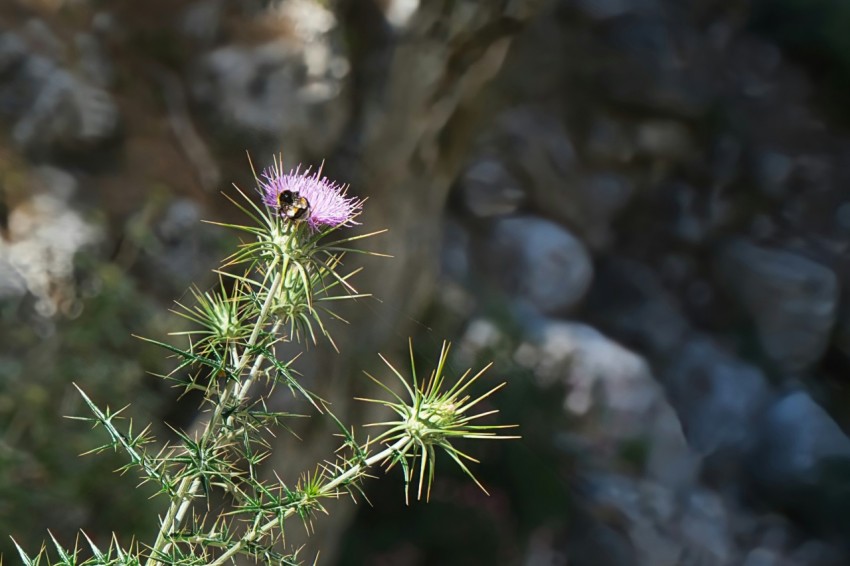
[259,163,361,231]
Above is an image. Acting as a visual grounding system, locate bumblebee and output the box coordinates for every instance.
[278,190,310,221]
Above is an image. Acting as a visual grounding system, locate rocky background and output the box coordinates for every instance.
[3,0,850,565]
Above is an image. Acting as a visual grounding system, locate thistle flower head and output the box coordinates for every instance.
[259,161,361,231]
[360,341,520,502]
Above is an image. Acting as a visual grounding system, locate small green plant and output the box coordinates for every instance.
[13,157,517,565]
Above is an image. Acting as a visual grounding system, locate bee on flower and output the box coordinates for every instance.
[259,162,362,231]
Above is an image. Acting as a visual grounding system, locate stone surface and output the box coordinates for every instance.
[663,335,770,455]
[485,216,593,314]
[742,548,784,566]
[0,166,100,313]
[484,106,635,248]
[517,320,696,485]
[715,241,838,372]
[584,259,691,361]
[0,29,118,154]
[458,157,525,217]
[578,474,733,566]
[585,114,635,165]
[194,24,348,162]
[749,391,850,494]
[635,120,695,161]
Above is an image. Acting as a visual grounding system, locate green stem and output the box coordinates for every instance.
[205,436,412,566]
[146,264,285,566]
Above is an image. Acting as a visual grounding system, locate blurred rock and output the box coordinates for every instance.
[498,106,578,178]
[486,107,635,247]
[836,296,850,359]
[586,115,634,165]
[835,202,850,233]
[635,120,695,162]
[565,511,638,566]
[0,33,27,76]
[484,216,593,314]
[146,198,216,294]
[663,335,770,455]
[577,172,636,248]
[197,41,335,136]
[579,474,733,566]
[0,29,118,154]
[74,32,114,88]
[602,14,674,69]
[787,540,846,566]
[669,182,709,245]
[569,0,645,21]
[458,157,525,217]
[678,488,733,565]
[525,320,653,406]
[754,150,794,198]
[440,218,471,281]
[710,135,744,189]
[715,240,838,372]
[1,166,100,313]
[193,7,349,160]
[22,18,65,60]
[743,547,784,566]
[749,391,850,498]
[585,259,691,361]
[181,0,224,44]
[517,319,696,484]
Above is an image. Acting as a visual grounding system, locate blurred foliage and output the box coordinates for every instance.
[0,259,174,559]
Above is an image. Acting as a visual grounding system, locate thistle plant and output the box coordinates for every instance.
[13,157,517,566]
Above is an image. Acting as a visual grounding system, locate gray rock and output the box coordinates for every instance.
[754,150,794,198]
[677,489,733,565]
[586,259,691,361]
[1,167,100,313]
[193,8,348,161]
[22,19,65,60]
[578,475,734,566]
[0,31,27,77]
[0,255,27,300]
[10,59,75,148]
[742,548,784,566]
[636,120,695,161]
[516,320,696,485]
[586,115,634,165]
[570,0,644,21]
[749,391,850,493]
[836,297,850,359]
[490,107,636,248]
[74,32,114,88]
[715,241,838,372]
[485,216,593,314]
[670,182,708,244]
[579,172,636,247]
[664,335,770,455]
[835,202,850,232]
[788,540,846,566]
[440,219,471,281]
[0,30,118,152]
[497,106,577,178]
[459,157,525,217]
[147,198,216,293]
[181,0,224,44]
[711,135,743,188]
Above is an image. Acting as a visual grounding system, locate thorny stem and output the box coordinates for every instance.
[147,265,285,566]
[206,436,411,566]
